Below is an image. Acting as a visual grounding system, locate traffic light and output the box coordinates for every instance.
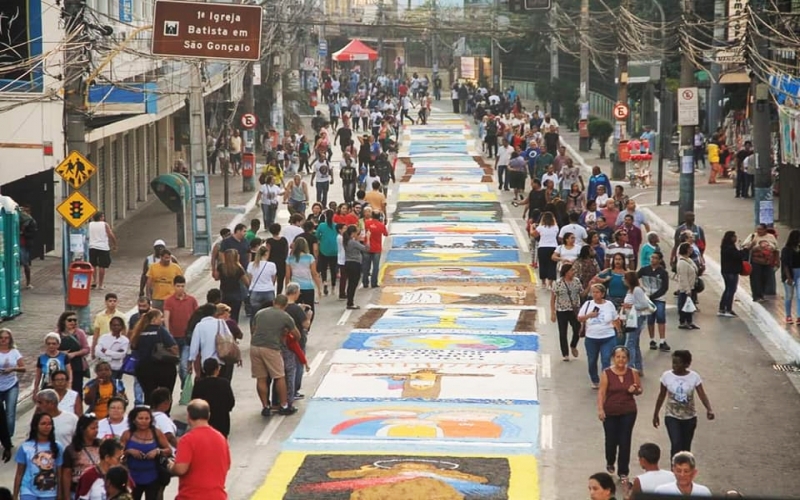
[70,201,83,219]
[509,0,552,12]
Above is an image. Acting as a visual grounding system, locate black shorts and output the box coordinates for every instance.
[89,248,111,268]
[230,153,242,164]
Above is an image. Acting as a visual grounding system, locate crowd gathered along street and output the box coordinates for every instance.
[0,77,800,500]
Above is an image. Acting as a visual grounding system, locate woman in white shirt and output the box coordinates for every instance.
[247,245,278,313]
[532,211,560,289]
[97,396,128,440]
[578,284,621,389]
[259,175,284,228]
[552,232,582,266]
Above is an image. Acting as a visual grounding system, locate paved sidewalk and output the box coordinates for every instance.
[558,129,800,362]
[6,173,259,394]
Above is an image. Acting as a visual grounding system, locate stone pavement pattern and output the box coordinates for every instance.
[255,113,542,498]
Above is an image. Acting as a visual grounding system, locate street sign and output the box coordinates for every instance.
[613,103,630,121]
[57,191,98,229]
[319,39,328,57]
[55,150,97,189]
[240,113,257,129]
[301,57,316,71]
[678,86,699,126]
[151,0,263,61]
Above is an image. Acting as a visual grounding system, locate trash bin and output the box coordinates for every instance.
[66,261,93,307]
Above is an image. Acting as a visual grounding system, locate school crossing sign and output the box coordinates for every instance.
[55,151,97,189]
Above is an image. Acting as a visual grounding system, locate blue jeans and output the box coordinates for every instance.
[176,338,190,388]
[647,300,666,325]
[625,315,646,372]
[721,273,739,313]
[271,348,297,407]
[585,336,617,384]
[294,329,308,396]
[362,252,381,287]
[261,203,278,227]
[250,290,275,314]
[315,181,330,205]
[0,383,19,438]
[133,376,145,405]
[784,268,800,318]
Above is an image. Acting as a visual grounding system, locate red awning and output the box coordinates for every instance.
[332,39,378,62]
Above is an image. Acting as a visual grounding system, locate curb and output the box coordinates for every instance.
[561,136,800,364]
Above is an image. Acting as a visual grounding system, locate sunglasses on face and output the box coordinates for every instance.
[66,318,78,322]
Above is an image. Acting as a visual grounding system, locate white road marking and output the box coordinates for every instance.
[510,219,530,253]
[336,309,352,326]
[541,414,553,450]
[308,350,328,377]
[539,308,546,325]
[255,416,284,446]
[541,354,551,378]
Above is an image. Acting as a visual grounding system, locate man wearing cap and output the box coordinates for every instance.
[139,240,179,297]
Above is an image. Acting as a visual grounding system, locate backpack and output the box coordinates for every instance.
[215,319,241,364]
[20,214,37,241]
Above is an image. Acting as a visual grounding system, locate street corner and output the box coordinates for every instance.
[252,451,539,499]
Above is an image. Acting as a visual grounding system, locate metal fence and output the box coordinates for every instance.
[503,78,615,123]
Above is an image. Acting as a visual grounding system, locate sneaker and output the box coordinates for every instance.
[346,305,361,310]
[591,383,599,390]
[278,406,299,416]
[678,324,690,330]
[689,324,700,330]
[659,342,671,352]
[649,340,657,350]
[727,310,738,317]
[722,311,736,318]
[787,317,794,324]
[717,310,727,316]
[294,393,305,400]
[323,285,329,296]
[260,407,271,417]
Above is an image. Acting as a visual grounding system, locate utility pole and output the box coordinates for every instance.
[377,0,385,73]
[677,0,696,225]
[707,0,725,133]
[549,11,559,116]
[751,1,773,226]
[650,0,667,206]
[62,0,91,330]
[578,0,590,151]
[189,63,212,255]
[611,0,630,181]
[431,0,439,76]
[491,0,500,89]
[273,55,285,137]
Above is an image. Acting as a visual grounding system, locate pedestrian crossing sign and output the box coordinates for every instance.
[57,191,97,229]
[55,151,97,189]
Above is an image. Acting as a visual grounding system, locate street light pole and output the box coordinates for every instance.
[650,0,667,206]
[678,0,696,225]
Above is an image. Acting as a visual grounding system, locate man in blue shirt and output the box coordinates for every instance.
[640,125,656,151]
[522,140,540,180]
[587,166,612,201]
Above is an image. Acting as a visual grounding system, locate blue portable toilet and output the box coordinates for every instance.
[0,196,21,319]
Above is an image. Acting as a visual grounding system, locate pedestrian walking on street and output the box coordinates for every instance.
[61,413,100,498]
[50,369,82,416]
[286,238,323,315]
[578,284,621,389]
[587,472,617,500]
[54,311,90,393]
[191,358,235,438]
[719,231,743,318]
[532,211,559,289]
[654,451,713,496]
[285,174,310,216]
[780,229,800,324]
[315,211,340,296]
[120,406,173,500]
[162,275,198,387]
[598,346,642,484]
[188,303,237,382]
[13,413,63,500]
[676,243,699,330]
[342,225,367,310]
[145,249,183,311]
[35,332,71,395]
[653,350,715,460]
[637,252,670,352]
[742,224,779,301]
[88,212,117,290]
[259,175,283,229]
[129,309,178,406]
[19,203,37,289]
[0,328,24,439]
[630,443,676,496]
[621,272,653,374]
[169,399,231,500]
[217,249,250,324]
[266,224,289,295]
[247,245,278,314]
[550,264,583,361]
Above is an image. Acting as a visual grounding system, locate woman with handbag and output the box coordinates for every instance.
[246,245,277,314]
[56,311,91,393]
[676,243,699,330]
[129,310,178,407]
[578,284,621,390]
[742,224,778,302]
[719,231,743,318]
[621,272,655,375]
[217,249,250,324]
[120,406,173,500]
[550,264,584,361]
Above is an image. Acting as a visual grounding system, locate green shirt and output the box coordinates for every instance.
[251,307,296,350]
[534,153,554,180]
[245,229,257,242]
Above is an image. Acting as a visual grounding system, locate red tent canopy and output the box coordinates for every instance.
[332,39,378,62]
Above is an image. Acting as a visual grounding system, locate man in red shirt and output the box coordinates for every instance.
[163,275,199,388]
[171,399,231,500]
[362,211,387,288]
[398,81,408,97]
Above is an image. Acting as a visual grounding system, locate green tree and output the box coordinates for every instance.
[588,119,614,159]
